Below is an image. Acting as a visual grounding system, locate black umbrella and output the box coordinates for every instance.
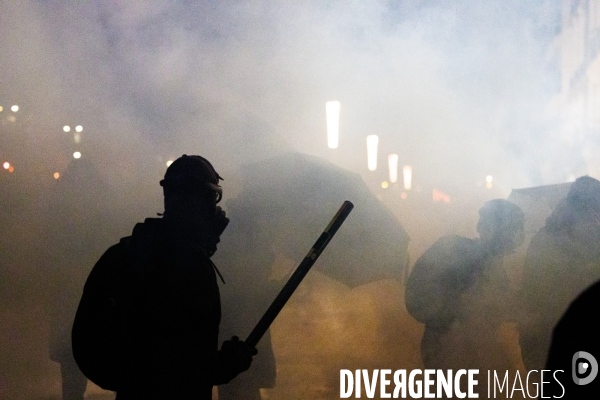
[507,182,572,235]
[221,152,410,288]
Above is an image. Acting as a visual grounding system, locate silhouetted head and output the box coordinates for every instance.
[160,155,223,230]
[477,199,525,255]
[566,176,600,215]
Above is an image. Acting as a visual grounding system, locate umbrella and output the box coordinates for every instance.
[507,182,572,235]
[218,152,410,288]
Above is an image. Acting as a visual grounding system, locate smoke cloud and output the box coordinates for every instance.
[0,1,565,399]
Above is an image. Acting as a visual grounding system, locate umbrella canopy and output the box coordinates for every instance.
[508,182,572,235]
[219,152,410,288]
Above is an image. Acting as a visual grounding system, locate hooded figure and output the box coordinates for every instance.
[72,155,256,399]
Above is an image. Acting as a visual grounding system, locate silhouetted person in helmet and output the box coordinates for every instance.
[405,199,525,396]
[72,155,256,399]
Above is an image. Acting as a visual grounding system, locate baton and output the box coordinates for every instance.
[245,200,354,349]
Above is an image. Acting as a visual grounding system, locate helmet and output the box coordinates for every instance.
[160,155,223,202]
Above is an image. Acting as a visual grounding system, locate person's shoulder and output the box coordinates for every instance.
[90,236,134,274]
[101,236,133,258]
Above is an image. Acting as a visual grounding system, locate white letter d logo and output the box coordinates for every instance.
[572,351,598,385]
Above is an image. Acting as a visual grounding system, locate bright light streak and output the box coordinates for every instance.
[486,175,493,183]
[63,125,71,132]
[366,135,379,171]
[54,172,60,179]
[326,101,340,149]
[381,181,389,189]
[403,165,412,190]
[388,154,398,183]
[3,162,9,169]
[11,105,18,112]
[166,160,174,167]
[73,151,82,159]
[76,125,83,132]
[74,133,81,143]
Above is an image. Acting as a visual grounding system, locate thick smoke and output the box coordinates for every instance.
[0,1,564,399]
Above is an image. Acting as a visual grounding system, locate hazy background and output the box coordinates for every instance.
[0,1,570,399]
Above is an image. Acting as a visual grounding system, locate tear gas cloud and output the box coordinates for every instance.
[0,1,570,399]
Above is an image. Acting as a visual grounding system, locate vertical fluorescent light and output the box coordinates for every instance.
[326,101,340,149]
[403,165,412,190]
[366,135,379,171]
[388,154,398,183]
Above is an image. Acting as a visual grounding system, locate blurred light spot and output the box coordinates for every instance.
[403,165,412,190]
[366,135,378,171]
[74,133,81,143]
[326,101,340,149]
[63,125,71,132]
[11,105,18,112]
[432,189,451,203]
[401,192,408,200]
[0,106,3,112]
[381,181,389,189]
[8,166,14,173]
[166,160,174,167]
[3,162,9,169]
[53,172,60,179]
[75,125,83,132]
[486,175,493,183]
[486,182,493,189]
[73,151,82,159]
[7,115,16,123]
[388,154,398,183]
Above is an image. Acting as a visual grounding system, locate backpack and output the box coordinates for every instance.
[71,218,162,390]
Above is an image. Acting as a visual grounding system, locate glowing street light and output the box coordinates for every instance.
[73,151,82,159]
[403,165,412,190]
[63,125,71,132]
[11,105,18,112]
[54,172,60,179]
[166,160,174,167]
[3,162,9,170]
[326,101,340,149]
[388,154,399,183]
[366,135,378,171]
[75,125,83,132]
[0,106,3,112]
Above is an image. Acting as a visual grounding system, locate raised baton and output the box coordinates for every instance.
[245,200,354,348]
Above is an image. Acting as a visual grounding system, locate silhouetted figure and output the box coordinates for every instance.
[545,279,600,398]
[519,176,600,371]
[405,199,524,396]
[72,155,256,399]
